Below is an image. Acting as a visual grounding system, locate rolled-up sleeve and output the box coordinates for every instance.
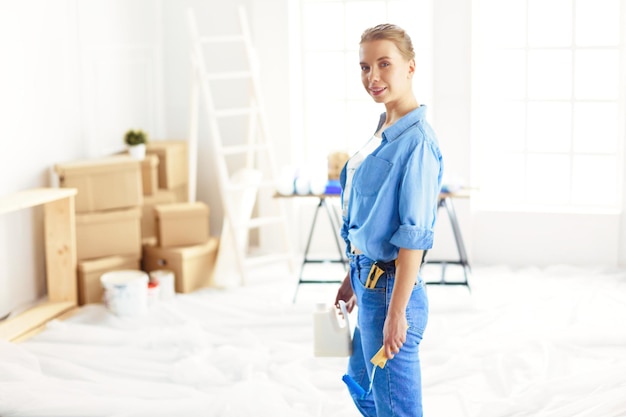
[389,138,443,250]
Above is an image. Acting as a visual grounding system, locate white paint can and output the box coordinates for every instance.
[100,270,149,317]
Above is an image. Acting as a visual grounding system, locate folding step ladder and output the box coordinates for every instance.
[187,6,295,285]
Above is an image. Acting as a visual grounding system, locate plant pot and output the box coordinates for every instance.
[128,143,146,160]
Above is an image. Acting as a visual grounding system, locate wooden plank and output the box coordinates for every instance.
[0,188,77,215]
[10,306,82,343]
[0,187,80,343]
[0,301,75,342]
[44,196,77,303]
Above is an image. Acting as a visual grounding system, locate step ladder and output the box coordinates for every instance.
[187,6,296,286]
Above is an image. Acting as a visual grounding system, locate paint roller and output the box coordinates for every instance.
[342,346,389,399]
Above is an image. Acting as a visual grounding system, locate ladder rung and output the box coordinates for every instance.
[225,216,283,230]
[199,35,245,44]
[214,107,256,118]
[221,143,269,155]
[206,71,252,81]
[224,181,279,193]
[247,216,284,229]
[244,253,293,267]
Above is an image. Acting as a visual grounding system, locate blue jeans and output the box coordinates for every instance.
[344,253,429,417]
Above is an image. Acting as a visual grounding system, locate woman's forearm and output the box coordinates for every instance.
[389,248,423,317]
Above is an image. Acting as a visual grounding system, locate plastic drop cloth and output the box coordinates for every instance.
[0,265,625,416]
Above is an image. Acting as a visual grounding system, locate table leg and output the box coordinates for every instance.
[426,196,471,291]
[293,196,345,302]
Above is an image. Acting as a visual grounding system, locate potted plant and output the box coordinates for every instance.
[124,129,148,160]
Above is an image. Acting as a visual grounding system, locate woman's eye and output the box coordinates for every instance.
[380,62,390,68]
[361,66,369,71]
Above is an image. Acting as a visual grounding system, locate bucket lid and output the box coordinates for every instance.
[100,270,148,286]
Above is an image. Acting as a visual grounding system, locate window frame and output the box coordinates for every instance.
[470,0,626,214]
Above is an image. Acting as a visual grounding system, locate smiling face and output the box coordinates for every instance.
[359,39,415,107]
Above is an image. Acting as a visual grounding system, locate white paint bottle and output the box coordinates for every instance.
[313,300,352,357]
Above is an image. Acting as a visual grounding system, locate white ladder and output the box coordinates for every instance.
[187,6,295,285]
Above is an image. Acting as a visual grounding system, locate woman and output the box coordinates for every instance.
[334,23,443,416]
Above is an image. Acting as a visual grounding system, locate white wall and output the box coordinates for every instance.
[0,0,164,315]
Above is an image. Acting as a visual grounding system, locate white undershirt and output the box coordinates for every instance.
[342,134,383,217]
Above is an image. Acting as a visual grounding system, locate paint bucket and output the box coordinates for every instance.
[149,269,176,301]
[100,270,149,317]
[313,300,352,357]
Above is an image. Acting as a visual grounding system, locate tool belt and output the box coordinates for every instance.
[365,259,398,289]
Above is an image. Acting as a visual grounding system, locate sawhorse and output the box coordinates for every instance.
[291,195,347,302]
[425,191,471,291]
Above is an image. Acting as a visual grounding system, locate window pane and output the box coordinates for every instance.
[576,0,621,46]
[478,49,526,99]
[346,51,364,99]
[571,155,618,206]
[527,102,571,152]
[475,0,526,48]
[478,153,526,204]
[388,0,431,50]
[526,154,570,205]
[414,49,433,105]
[303,52,346,100]
[528,0,572,47]
[528,49,572,99]
[573,102,618,153]
[305,99,347,160]
[574,49,620,100]
[345,1,386,49]
[478,100,526,152]
[302,2,345,50]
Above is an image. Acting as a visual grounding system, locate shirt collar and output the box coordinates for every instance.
[380,105,427,143]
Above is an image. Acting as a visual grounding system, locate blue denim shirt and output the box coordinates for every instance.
[340,105,444,262]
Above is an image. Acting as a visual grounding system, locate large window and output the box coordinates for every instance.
[293,0,434,167]
[472,0,624,211]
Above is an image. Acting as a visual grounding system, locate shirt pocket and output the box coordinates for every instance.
[354,155,392,197]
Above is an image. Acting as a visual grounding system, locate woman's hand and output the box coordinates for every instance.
[383,248,423,359]
[383,311,409,359]
[335,272,356,313]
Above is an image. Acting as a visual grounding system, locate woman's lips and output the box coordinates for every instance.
[370,87,386,96]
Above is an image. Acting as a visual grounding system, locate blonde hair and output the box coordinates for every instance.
[360,23,415,61]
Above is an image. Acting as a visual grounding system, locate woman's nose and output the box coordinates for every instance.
[368,67,379,82]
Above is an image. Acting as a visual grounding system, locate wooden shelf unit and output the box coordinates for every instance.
[0,188,78,342]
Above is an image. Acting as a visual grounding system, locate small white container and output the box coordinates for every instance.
[313,300,352,357]
[149,269,176,301]
[100,270,149,317]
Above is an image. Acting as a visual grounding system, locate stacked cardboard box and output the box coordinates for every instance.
[55,155,143,305]
[143,201,218,293]
[55,140,217,300]
[141,154,160,196]
[146,140,189,203]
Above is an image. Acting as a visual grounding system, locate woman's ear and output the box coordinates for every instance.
[408,58,416,78]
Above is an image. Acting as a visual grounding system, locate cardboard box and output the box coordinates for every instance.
[142,238,219,293]
[146,140,189,189]
[76,207,142,261]
[170,183,189,203]
[141,190,177,239]
[77,255,141,305]
[154,201,209,248]
[141,154,159,196]
[55,155,143,213]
